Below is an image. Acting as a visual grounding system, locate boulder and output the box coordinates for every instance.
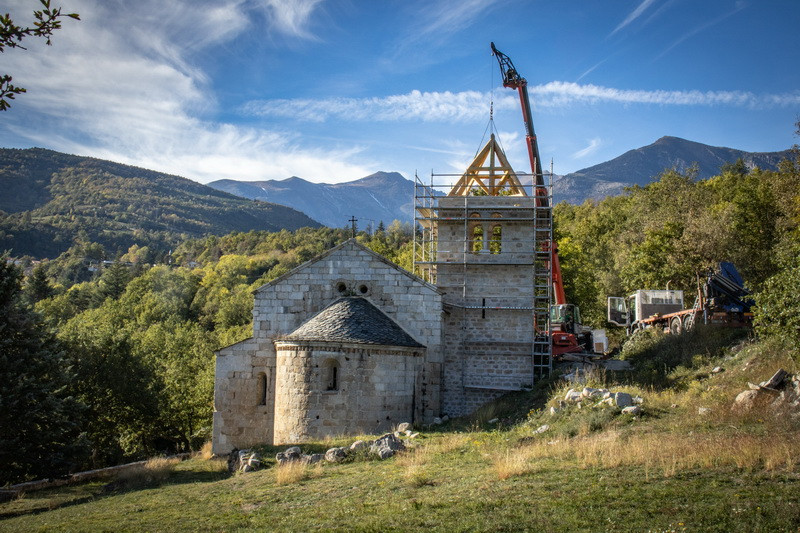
[534,424,550,434]
[349,440,368,452]
[564,389,582,402]
[711,366,725,374]
[324,447,347,463]
[432,417,443,425]
[614,392,633,408]
[733,389,760,411]
[621,406,641,415]
[397,422,412,433]
[370,433,406,459]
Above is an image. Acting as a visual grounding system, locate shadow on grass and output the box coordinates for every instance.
[0,461,231,520]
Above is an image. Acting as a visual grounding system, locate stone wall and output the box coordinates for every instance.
[272,342,424,444]
[213,240,443,454]
[435,196,538,418]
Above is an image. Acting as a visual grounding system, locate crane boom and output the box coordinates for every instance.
[491,42,566,306]
[490,42,544,194]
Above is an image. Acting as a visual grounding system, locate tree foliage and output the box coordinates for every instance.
[0,256,87,484]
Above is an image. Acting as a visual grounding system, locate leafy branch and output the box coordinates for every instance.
[0,0,79,110]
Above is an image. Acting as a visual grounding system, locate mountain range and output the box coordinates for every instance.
[2,137,794,259]
[207,136,794,223]
[0,148,319,258]
[207,172,414,230]
[554,136,794,204]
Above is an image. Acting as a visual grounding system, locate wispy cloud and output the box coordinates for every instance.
[244,83,800,124]
[572,138,602,159]
[1,0,370,183]
[244,90,517,122]
[260,0,324,39]
[610,0,657,36]
[655,3,747,60]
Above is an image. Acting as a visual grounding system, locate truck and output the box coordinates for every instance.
[607,261,755,335]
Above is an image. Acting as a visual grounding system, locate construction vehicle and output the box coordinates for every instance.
[607,261,754,335]
[491,42,606,357]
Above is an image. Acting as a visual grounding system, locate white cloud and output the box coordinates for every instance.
[572,138,602,159]
[1,0,370,183]
[244,90,517,122]
[244,82,800,125]
[529,82,800,109]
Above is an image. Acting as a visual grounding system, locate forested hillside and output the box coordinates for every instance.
[1,224,414,484]
[0,148,320,259]
[555,156,800,332]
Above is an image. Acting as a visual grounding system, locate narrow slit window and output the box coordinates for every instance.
[324,359,340,391]
[257,372,267,405]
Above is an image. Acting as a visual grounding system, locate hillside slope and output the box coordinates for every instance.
[555,136,793,204]
[0,148,320,258]
[208,171,414,228]
[2,332,798,531]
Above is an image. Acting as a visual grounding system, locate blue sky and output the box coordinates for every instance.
[2,0,799,184]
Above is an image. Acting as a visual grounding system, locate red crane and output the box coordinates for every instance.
[491,42,589,356]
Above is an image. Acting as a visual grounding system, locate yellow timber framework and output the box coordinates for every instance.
[413,134,554,381]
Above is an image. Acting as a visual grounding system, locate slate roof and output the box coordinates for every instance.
[282,297,424,348]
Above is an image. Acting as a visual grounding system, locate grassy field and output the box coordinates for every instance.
[2,330,799,532]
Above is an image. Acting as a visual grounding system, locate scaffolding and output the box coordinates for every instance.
[413,166,554,383]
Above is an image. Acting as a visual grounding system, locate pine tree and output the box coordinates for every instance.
[0,256,87,483]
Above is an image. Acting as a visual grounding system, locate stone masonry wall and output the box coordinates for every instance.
[436,196,538,418]
[272,343,423,444]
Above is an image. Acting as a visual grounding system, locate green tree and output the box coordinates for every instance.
[24,262,52,303]
[0,0,79,110]
[0,256,87,483]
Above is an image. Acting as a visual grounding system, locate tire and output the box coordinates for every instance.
[669,316,683,335]
[683,313,695,332]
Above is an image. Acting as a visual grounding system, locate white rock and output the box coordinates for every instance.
[534,424,550,434]
[621,406,641,415]
[698,407,712,416]
[349,440,367,452]
[633,396,644,405]
[581,387,600,399]
[549,406,560,416]
[711,366,725,374]
[487,418,499,424]
[614,392,633,408]
[397,422,412,433]
[564,389,582,402]
[433,417,442,425]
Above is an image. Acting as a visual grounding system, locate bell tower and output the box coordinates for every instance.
[414,135,553,417]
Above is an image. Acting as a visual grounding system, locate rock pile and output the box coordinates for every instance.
[556,387,644,413]
[733,369,800,415]
[230,423,418,474]
[228,449,264,473]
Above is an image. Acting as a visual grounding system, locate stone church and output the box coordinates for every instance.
[212,135,550,454]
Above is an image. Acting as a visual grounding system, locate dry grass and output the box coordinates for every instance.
[429,432,471,455]
[197,441,214,460]
[398,445,434,487]
[517,429,799,477]
[116,457,181,487]
[275,461,323,486]
[492,446,541,480]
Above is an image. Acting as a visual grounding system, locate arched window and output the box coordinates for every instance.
[257,372,267,405]
[323,358,340,391]
[490,224,502,254]
[472,225,484,254]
